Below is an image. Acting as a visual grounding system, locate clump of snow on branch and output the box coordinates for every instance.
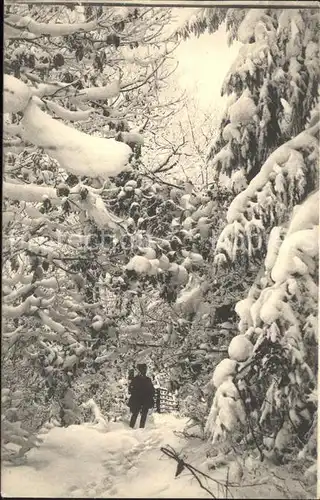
[175,277,209,316]
[205,376,245,443]
[126,255,158,276]
[211,358,237,389]
[21,100,132,179]
[44,100,93,122]
[229,89,257,126]
[5,14,98,38]
[2,388,43,463]
[237,9,272,44]
[74,81,120,102]
[3,181,58,203]
[77,188,125,232]
[228,334,253,362]
[3,75,132,179]
[4,74,32,113]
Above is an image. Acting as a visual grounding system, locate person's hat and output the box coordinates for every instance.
[137,363,147,373]
[137,363,147,369]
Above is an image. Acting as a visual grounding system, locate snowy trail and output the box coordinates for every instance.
[1,414,213,498]
[2,413,311,499]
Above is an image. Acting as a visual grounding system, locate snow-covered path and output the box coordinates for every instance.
[2,413,312,499]
[2,414,213,498]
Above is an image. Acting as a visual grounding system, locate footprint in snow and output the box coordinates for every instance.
[87,481,98,488]
[102,458,118,468]
[67,485,78,493]
[107,487,118,497]
[69,488,85,498]
[88,488,98,497]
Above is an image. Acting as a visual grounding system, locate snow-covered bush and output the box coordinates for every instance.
[1,387,43,463]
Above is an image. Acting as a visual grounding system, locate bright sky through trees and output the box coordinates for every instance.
[172,8,242,112]
[176,28,241,111]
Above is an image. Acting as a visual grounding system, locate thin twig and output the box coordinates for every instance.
[161,445,237,498]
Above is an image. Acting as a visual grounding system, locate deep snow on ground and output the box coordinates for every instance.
[2,413,212,498]
[2,413,314,499]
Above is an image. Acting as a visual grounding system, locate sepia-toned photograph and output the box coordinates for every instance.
[2,0,319,498]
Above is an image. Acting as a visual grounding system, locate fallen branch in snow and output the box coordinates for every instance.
[161,445,230,498]
[174,428,205,441]
[161,445,270,497]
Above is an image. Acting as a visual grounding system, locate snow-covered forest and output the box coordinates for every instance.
[2,4,319,499]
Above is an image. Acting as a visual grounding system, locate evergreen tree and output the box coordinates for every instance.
[179,7,319,475]
[178,8,319,190]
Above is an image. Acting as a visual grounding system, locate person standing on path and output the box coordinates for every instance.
[128,364,155,429]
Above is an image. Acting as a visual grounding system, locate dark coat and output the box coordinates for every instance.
[128,374,155,412]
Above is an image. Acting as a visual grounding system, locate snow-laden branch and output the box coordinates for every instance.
[4,74,78,111]
[3,181,58,203]
[4,179,123,235]
[3,277,58,305]
[4,74,33,114]
[214,118,319,268]
[3,139,24,149]
[21,99,132,179]
[73,81,120,102]
[5,72,121,114]
[38,310,65,334]
[287,190,319,236]
[4,15,98,38]
[272,226,318,283]
[3,296,40,318]
[272,190,319,283]
[227,121,319,224]
[31,79,119,103]
[32,82,79,99]
[44,100,93,122]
